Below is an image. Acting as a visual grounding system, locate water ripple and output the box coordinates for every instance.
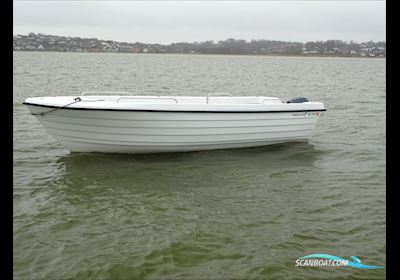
[13,53,385,279]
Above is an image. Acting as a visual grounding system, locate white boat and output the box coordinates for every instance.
[23,92,326,154]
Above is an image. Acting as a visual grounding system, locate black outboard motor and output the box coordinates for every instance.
[286,97,309,103]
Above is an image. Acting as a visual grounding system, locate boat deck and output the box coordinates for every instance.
[24,94,325,113]
[79,95,283,105]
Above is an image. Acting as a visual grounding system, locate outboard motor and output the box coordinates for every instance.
[286,97,309,103]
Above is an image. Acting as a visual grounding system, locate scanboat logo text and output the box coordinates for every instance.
[295,254,384,269]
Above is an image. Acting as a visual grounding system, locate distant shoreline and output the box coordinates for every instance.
[13,33,386,58]
[13,50,385,59]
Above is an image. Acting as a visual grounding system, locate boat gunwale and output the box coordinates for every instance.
[23,102,327,113]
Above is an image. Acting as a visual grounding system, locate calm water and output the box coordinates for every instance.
[13,52,386,279]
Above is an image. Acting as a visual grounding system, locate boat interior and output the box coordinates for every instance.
[79,91,284,105]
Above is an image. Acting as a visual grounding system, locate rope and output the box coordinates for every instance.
[33,97,82,116]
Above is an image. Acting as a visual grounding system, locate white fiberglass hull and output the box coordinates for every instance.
[24,95,325,154]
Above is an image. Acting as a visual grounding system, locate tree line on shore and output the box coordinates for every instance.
[13,33,386,57]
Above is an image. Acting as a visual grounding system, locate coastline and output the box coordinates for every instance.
[13,50,385,59]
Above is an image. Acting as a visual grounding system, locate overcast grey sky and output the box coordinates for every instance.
[13,1,386,44]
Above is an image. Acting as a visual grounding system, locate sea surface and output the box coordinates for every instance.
[13,52,386,279]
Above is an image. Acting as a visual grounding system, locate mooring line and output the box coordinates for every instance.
[33,97,82,116]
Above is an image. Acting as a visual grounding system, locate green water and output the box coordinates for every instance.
[13,52,385,279]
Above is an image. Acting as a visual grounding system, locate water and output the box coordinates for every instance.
[13,52,386,279]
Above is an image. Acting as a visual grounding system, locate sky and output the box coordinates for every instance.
[13,1,386,44]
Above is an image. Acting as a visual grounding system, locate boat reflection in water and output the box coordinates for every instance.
[54,142,324,199]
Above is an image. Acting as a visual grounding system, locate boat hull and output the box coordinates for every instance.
[25,104,323,153]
